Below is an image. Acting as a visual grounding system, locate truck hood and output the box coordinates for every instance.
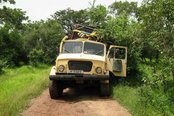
[57,53,105,62]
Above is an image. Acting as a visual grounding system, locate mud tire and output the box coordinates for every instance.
[49,80,63,99]
[100,83,110,96]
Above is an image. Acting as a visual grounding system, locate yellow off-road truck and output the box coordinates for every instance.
[49,25,127,99]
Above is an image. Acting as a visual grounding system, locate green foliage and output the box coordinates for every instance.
[88,5,107,26]
[138,0,174,74]
[0,7,28,29]
[53,8,89,33]
[113,63,174,116]
[23,20,65,64]
[0,65,50,116]
[99,12,141,72]
[0,7,28,67]
[138,64,174,115]
[28,49,44,66]
[0,0,15,4]
[0,28,25,66]
[0,59,7,73]
[109,1,138,17]
[99,13,130,43]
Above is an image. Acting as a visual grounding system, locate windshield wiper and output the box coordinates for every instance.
[63,49,71,53]
[95,50,103,55]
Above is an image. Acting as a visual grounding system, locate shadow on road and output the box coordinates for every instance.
[57,86,111,102]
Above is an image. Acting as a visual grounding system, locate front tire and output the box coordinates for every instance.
[49,80,63,99]
[100,83,110,96]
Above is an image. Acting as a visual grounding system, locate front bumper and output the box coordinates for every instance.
[49,74,109,81]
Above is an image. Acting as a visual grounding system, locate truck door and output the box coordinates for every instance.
[107,45,127,77]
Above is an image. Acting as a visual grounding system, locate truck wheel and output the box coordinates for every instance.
[100,83,110,96]
[49,80,63,99]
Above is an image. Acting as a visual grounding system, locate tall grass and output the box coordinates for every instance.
[0,65,50,116]
[113,84,162,116]
[112,63,174,116]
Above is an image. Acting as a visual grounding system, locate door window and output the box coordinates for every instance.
[108,47,126,59]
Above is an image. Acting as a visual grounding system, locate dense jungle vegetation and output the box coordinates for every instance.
[0,0,174,115]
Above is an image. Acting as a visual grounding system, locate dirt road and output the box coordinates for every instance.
[22,87,131,116]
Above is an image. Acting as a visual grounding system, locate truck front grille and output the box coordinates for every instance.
[68,61,93,72]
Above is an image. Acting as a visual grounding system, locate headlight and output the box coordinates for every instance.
[58,65,65,72]
[95,67,102,74]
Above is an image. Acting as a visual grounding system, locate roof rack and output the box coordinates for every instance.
[70,24,101,42]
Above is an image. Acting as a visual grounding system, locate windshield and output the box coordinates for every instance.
[63,42,83,53]
[62,41,104,56]
[84,42,104,56]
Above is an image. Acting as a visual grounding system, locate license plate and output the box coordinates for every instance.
[68,70,83,73]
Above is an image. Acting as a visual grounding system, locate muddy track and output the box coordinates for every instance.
[22,87,131,116]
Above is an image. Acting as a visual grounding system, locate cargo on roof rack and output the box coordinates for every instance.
[69,24,100,41]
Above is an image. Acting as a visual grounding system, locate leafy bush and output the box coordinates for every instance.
[28,49,44,66]
[99,14,142,73]
[0,59,7,73]
[138,64,174,115]
[23,20,64,64]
